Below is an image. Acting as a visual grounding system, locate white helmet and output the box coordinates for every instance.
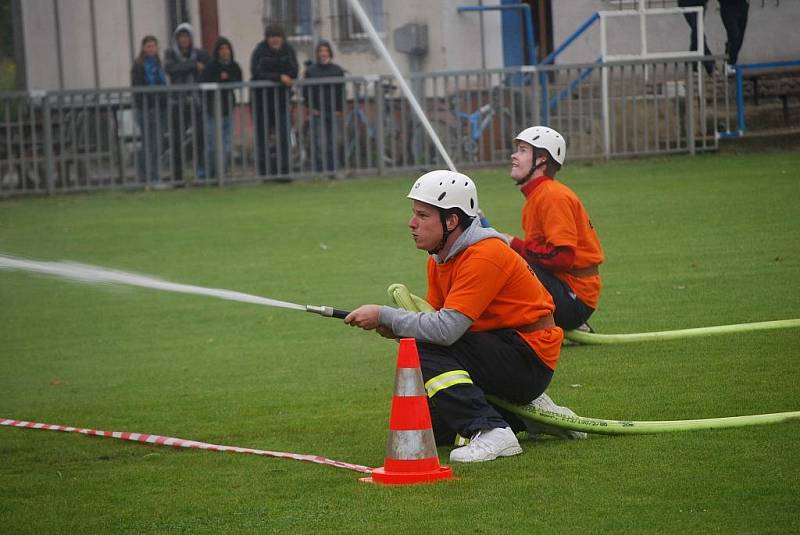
[407,170,479,218]
[515,126,566,165]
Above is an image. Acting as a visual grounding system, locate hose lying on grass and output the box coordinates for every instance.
[485,395,800,435]
[564,319,800,345]
[387,283,800,435]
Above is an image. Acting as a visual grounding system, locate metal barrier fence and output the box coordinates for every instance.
[0,58,727,197]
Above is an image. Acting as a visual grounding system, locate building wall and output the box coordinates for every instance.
[21,0,170,90]
[94,0,137,89]
[20,0,61,90]
[225,0,504,79]
[19,0,504,91]
[551,1,800,65]
[24,0,800,92]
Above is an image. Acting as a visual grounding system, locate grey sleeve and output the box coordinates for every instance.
[378,306,473,346]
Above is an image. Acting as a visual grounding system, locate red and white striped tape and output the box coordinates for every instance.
[1,418,374,474]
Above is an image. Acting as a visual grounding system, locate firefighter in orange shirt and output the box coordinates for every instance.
[345,170,582,463]
[504,127,604,332]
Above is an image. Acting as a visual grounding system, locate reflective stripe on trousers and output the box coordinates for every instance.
[424,370,473,398]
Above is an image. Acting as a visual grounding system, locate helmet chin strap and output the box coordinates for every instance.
[428,211,455,255]
[515,157,546,187]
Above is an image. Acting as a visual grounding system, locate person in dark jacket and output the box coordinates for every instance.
[250,24,298,177]
[303,41,345,175]
[164,23,211,182]
[199,36,243,179]
[131,35,167,184]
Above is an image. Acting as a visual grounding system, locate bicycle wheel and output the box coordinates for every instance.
[409,119,460,168]
[344,110,370,171]
[380,113,403,167]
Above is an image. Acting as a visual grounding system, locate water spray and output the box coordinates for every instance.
[346,0,457,172]
[0,254,351,319]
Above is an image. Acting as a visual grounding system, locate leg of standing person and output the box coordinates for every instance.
[136,108,161,184]
[221,113,232,176]
[331,113,341,174]
[135,109,147,183]
[193,98,205,180]
[265,88,280,176]
[253,90,268,177]
[276,100,290,176]
[530,264,594,331]
[202,113,215,180]
[720,0,749,66]
[679,0,714,75]
[310,114,323,173]
[323,112,336,173]
[150,108,165,183]
[168,98,185,182]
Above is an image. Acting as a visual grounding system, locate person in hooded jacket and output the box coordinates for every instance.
[131,35,167,184]
[199,36,243,179]
[303,41,345,175]
[164,23,211,182]
[250,24,298,177]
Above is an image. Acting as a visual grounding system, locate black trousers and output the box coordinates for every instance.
[678,0,714,75]
[531,264,594,331]
[418,330,553,446]
[720,0,749,65]
[169,99,204,182]
[253,89,291,176]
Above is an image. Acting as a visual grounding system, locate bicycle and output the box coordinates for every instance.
[410,86,513,166]
[343,78,404,170]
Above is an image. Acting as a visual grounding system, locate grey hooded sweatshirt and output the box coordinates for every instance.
[378,218,510,346]
[164,23,211,85]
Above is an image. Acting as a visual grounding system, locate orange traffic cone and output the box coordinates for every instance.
[361,338,453,485]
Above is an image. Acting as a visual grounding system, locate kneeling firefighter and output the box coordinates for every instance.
[345,170,570,462]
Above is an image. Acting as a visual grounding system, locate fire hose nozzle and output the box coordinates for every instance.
[306,305,351,319]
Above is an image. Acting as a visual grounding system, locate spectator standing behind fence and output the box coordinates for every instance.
[131,35,167,184]
[250,25,298,177]
[199,37,242,180]
[719,0,749,74]
[303,41,345,176]
[165,23,210,182]
[678,0,715,76]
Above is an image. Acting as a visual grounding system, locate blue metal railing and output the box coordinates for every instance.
[548,56,603,112]
[719,60,800,139]
[538,12,601,125]
[540,12,600,67]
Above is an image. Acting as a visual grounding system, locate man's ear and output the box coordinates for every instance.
[446,213,460,232]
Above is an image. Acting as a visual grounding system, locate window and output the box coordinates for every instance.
[265,0,313,39]
[333,0,384,41]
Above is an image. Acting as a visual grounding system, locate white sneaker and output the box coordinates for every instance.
[449,427,522,463]
[725,63,737,77]
[524,393,587,440]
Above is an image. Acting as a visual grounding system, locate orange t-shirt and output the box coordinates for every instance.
[521,178,604,309]
[426,237,563,370]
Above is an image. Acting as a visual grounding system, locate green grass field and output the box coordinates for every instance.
[1,152,799,533]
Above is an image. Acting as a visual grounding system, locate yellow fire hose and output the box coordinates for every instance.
[387,283,800,435]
